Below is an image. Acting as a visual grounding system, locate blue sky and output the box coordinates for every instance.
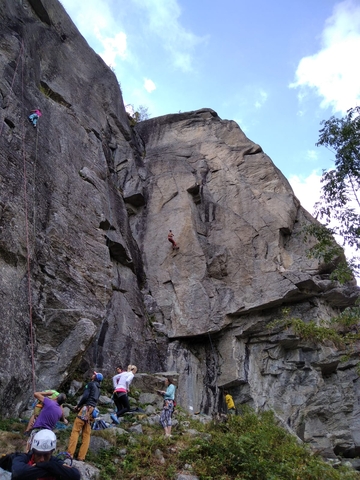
[59,0,360,216]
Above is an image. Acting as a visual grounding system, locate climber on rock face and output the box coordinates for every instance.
[168,230,179,250]
[28,108,42,128]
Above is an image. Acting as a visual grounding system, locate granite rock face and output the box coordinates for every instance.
[0,0,359,459]
[0,0,166,414]
[133,112,360,457]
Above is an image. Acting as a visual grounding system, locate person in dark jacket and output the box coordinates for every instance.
[67,371,103,461]
[12,429,80,479]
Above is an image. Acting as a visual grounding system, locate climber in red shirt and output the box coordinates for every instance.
[168,230,179,250]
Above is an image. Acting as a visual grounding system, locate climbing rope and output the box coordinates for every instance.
[31,126,39,244]
[207,330,220,410]
[19,40,36,393]
[90,132,114,370]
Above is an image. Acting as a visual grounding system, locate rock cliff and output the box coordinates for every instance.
[0,0,359,459]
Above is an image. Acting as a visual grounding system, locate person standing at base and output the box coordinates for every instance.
[224,390,236,415]
[157,377,176,437]
[67,371,103,461]
[111,365,126,424]
[24,389,60,435]
[12,429,80,480]
[110,365,137,424]
[26,392,67,452]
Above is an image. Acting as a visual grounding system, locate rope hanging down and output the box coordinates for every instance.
[19,39,37,393]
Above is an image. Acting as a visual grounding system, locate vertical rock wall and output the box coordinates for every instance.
[0,0,166,415]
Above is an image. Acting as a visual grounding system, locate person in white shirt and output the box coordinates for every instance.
[110,365,137,424]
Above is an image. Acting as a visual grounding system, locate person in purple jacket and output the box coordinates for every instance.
[26,391,67,452]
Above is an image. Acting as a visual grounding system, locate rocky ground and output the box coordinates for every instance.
[1,378,360,480]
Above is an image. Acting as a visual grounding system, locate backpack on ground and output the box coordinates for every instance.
[92,419,109,430]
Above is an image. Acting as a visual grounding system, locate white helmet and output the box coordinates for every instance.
[31,429,57,452]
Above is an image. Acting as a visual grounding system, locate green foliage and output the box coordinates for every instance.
[1,407,360,479]
[126,104,150,125]
[290,318,344,346]
[0,418,23,432]
[314,106,360,276]
[331,305,360,331]
[268,306,360,350]
[268,306,360,382]
[302,223,354,283]
[180,409,359,480]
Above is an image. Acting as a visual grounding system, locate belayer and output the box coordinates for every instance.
[67,371,103,461]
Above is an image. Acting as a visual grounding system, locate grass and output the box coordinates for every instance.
[179,409,359,480]
[0,407,359,479]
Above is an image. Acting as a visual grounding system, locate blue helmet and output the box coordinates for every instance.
[94,372,103,382]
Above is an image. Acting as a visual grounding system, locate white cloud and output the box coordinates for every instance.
[132,0,206,72]
[288,171,322,214]
[60,0,205,73]
[125,104,135,116]
[60,0,113,39]
[290,0,360,113]
[97,31,127,66]
[254,89,268,109]
[144,78,156,93]
[60,0,128,67]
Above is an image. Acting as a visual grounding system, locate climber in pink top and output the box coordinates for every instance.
[168,230,179,250]
[28,108,42,128]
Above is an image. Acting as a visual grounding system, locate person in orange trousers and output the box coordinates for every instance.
[67,371,103,461]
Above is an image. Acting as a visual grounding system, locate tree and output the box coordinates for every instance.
[135,105,150,122]
[126,104,150,125]
[312,106,360,279]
